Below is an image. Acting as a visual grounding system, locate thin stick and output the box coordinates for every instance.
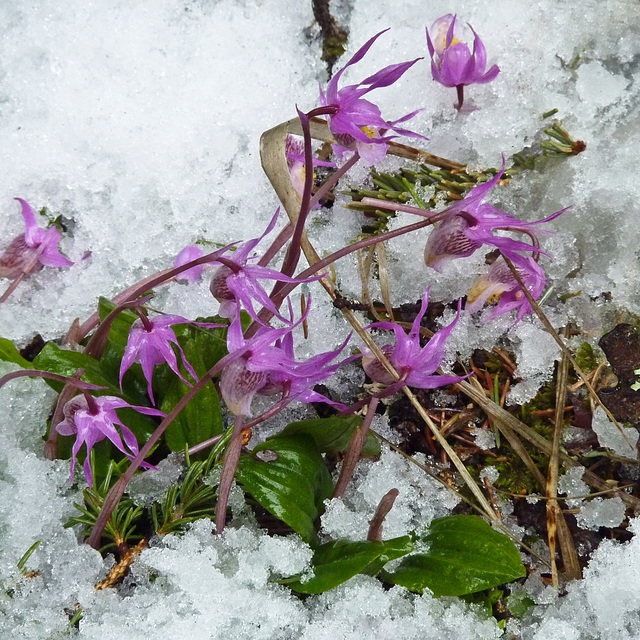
[547,328,581,583]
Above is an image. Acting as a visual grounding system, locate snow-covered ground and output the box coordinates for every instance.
[1,1,640,637]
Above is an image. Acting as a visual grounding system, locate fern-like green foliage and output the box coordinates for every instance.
[65,460,143,553]
[344,117,584,236]
[65,428,232,551]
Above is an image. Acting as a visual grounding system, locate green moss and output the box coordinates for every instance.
[575,342,599,372]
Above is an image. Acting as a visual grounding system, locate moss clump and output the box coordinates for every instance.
[575,342,599,373]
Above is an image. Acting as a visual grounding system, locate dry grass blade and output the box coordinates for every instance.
[467,375,582,584]
[357,245,383,321]
[375,242,395,321]
[467,377,546,487]
[547,328,581,586]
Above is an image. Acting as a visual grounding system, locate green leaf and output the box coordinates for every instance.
[98,297,139,355]
[0,338,31,368]
[382,515,526,597]
[235,434,333,544]
[360,535,414,576]
[506,592,536,618]
[32,343,117,393]
[172,317,233,372]
[159,333,223,452]
[280,536,413,594]
[279,415,380,456]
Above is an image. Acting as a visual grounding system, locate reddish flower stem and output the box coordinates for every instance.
[333,396,379,499]
[215,414,246,534]
[367,488,399,541]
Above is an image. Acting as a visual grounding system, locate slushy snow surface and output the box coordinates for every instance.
[2,0,640,638]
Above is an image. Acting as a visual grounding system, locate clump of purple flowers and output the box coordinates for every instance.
[426,14,500,110]
[420,161,566,321]
[9,23,578,554]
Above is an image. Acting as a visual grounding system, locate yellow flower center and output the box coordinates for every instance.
[445,35,460,49]
[360,126,378,139]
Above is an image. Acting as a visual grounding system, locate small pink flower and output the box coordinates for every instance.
[362,288,469,392]
[219,298,351,416]
[426,15,499,110]
[209,209,320,324]
[466,251,546,323]
[320,29,426,165]
[286,135,336,203]
[56,394,164,487]
[120,313,222,405]
[0,198,73,280]
[424,160,567,271]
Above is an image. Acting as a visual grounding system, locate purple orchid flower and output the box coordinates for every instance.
[252,330,353,409]
[362,288,469,393]
[209,208,320,324]
[174,245,205,283]
[286,135,336,203]
[56,393,164,487]
[466,250,547,323]
[319,29,425,165]
[426,14,500,110]
[0,198,73,280]
[119,313,223,405]
[424,160,568,272]
[219,297,351,416]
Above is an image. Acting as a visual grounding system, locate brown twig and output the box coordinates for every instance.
[94,539,148,590]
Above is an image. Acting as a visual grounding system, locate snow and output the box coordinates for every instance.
[591,406,639,459]
[1,0,640,638]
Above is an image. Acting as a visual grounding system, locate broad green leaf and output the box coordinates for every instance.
[382,515,526,597]
[236,434,333,544]
[360,535,414,576]
[280,536,413,594]
[31,342,148,405]
[159,333,223,452]
[172,317,233,372]
[279,415,380,456]
[98,297,139,355]
[0,337,31,368]
[32,343,117,393]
